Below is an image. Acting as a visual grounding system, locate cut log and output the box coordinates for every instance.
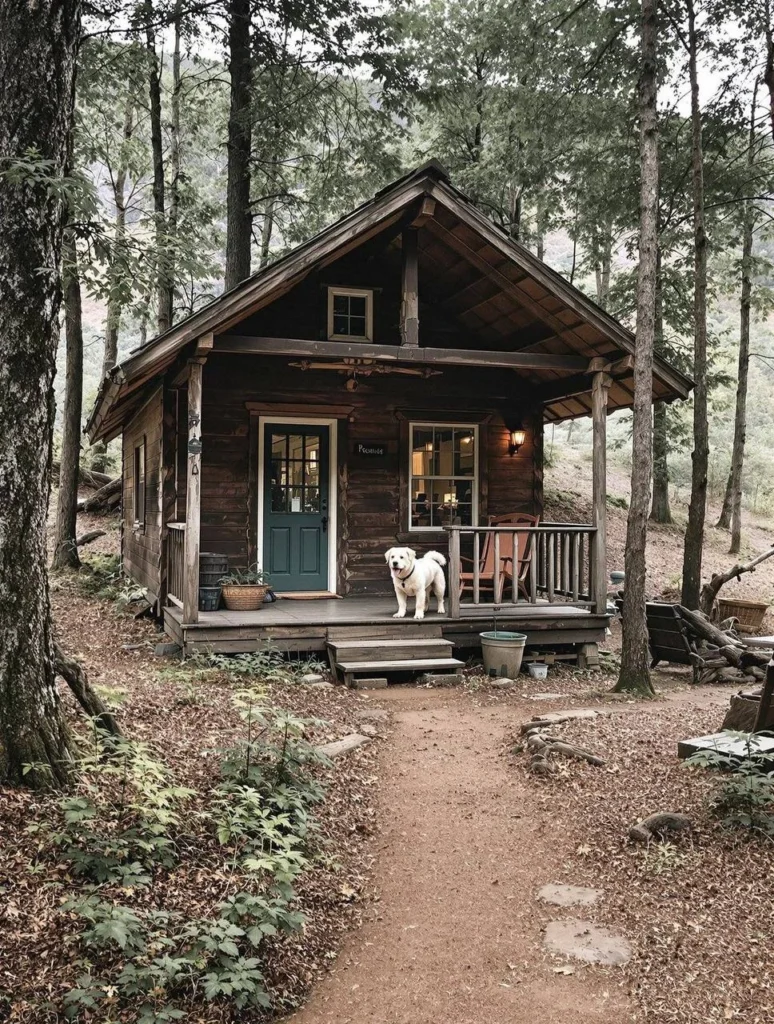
[77,476,121,513]
[54,641,122,736]
[76,529,106,547]
[629,812,692,843]
[52,461,113,489]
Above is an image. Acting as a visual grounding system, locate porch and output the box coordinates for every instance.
[164,520,609,658]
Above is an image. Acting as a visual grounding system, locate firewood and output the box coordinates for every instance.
[75,529,106,547]
[76,476,121,513]
[629,812,692,843]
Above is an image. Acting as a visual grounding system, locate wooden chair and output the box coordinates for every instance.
[459,513,539,603]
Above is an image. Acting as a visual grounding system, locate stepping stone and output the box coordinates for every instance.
[308,681,334,689]
[354,708,390,724]
[543,918,631,966]
[531,692,564,701]
[316,733,371,758]
[490,677,516,688]
[354,677,389,690]
[538,884,603,908]
[535,709,599,724]
[301,673,326,684]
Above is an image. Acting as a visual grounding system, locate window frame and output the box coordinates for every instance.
[408,421,479,533]
[133,437,146,529]
[327,287,374,342]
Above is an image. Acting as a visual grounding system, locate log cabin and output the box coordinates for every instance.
[86,162,692,674]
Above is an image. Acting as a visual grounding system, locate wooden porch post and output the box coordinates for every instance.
[591,371,612,614]
[400,227,419,346]
[182,357,204,623]
[448,526,461,619]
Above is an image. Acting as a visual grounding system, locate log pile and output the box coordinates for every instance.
[76,475,121,514]
[675,604,769,685]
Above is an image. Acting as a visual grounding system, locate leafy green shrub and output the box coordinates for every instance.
[686,735,774,837]
[205,646,328,685]
[46,693,331,1021]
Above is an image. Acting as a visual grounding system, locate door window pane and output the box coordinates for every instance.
[269,429,325,515]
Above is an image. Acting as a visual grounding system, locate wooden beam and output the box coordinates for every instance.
[591,371,611,615]
[410,196,436,227]
[182,358,204,624]
[401,228,419,346]
[215,335,589,372]
[537,357,635,405]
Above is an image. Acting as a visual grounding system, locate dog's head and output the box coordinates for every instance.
[385,546,416,573]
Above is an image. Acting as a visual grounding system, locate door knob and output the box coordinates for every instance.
[321,516,328,534]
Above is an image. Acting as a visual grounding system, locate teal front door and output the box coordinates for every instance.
[263,424,330,592]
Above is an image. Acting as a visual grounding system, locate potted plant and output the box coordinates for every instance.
[219,564,272,611]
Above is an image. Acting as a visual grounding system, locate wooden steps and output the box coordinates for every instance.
[327,628,464,686]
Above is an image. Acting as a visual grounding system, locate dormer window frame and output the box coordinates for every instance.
[327,286,374,343]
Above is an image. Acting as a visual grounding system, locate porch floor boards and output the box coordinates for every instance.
[164,597,609,656]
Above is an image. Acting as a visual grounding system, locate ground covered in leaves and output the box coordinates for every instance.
[0,568,386,1023]
[503,675,774,1024]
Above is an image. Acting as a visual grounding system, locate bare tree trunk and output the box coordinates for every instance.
[764,0,774,142]
[681,0,709,611]
[594,223,612,308]
[167,0,182,288]
[717,470,733,530]
[103,81,136,378]
[0,0,80,787]
[614,0,658,697]
[651,252,672,524]
[51,230,83,571]
[728,215,753,555]
[225,0,252,289]
[145,9,173,333]
[651,403,673,524]
[726,89,757,554]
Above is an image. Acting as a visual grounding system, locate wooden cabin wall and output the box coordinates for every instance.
[191,353,542,597]
[122,387,163,599]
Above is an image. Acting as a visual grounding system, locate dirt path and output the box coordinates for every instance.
[289,688,630,1024]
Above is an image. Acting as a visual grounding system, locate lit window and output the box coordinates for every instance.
[409,423,477,531]
[133,439,146,527]
[327,288,373,341]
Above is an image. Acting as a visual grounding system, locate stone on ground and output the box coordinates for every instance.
[316,733,371,758]
[354,677,389,690]
[354,708,390,724]
[490,677,516,688]
[531,692,564,701]
[538,884,603,908]
[420,672,463,686]
[308,680,334,689]
[534,709,600,724]
[543,918,631,966]
[301,672,326,684]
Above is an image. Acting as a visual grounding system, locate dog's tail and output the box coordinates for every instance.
[426,550,446,567]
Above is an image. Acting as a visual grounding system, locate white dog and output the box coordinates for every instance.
[385,547,447,620]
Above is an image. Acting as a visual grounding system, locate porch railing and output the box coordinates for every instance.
[166,523,186,608]
[445,523,600,619]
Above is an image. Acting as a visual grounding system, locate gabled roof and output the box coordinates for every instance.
[86,161,692,440]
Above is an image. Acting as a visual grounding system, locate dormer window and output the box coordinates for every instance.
[327,287,373,342]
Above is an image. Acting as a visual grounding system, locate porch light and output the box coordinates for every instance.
[508,427,527,456]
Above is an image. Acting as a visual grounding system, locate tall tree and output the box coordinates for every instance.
[145,5,173,332]
[225,0,252,288]
[0,0,80,786]
[614,0,659,697]
[680,0,709,610]
[51,229,84,571]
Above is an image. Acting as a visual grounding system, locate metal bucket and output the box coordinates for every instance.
[480,631,527,678]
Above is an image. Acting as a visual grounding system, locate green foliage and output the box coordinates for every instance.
[204,647,328,686]
[37,691,330,1020]
[219,563,271,586]
[686,735,774,837]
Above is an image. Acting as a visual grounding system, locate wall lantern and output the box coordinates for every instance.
[508,426,527,456]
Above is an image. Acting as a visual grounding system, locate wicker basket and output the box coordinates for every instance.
[717,598,769,633]
[220,583,270,611]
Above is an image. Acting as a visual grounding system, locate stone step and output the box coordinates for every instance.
[338,657,464,675]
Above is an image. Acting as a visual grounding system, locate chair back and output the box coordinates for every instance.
[488,512,539,579]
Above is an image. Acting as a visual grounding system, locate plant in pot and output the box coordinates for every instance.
[219,565,272,611]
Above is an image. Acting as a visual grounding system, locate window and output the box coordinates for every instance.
[133,439,146,528]
[327,287,373,341]
[409,423,478,531]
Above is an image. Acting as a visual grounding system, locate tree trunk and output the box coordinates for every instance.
[167,0,182,289]
[51,229,83,571]
[102,80,136,378]
[0,0,80,787]
[717,470,733,530]
[145,10,173,334]
[594,223,612,308]
[728,90,757,555]
[681,0,709,611]
[614,0,658,697]
[225,0,253,289]
[650,254,673,524]
[650,402,673,524]
[763,0,774,142]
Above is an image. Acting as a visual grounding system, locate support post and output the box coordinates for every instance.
[182,357,204,623]
[158,382,178,610]
[591,372,612,614]
[448,526,461,619]
[400,227,419,346]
